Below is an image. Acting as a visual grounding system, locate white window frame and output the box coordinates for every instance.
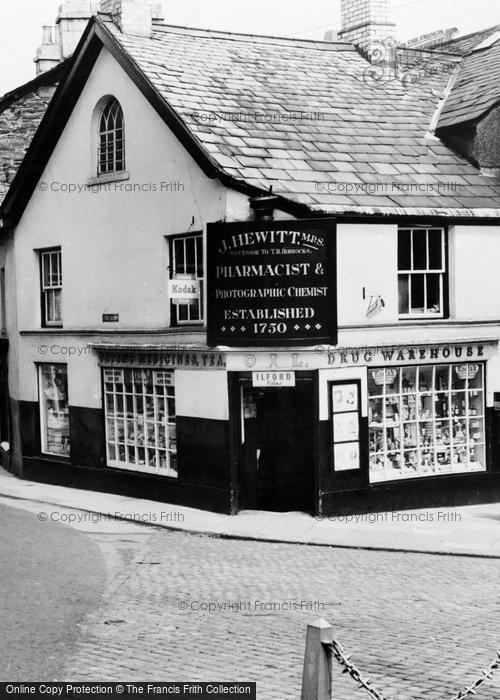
[104,368,178,478]
[398,227,446,319]
[170,233,204,325]
[98,98,125,176]
[40,249,62,327]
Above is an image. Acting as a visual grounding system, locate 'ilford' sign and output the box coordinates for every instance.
[252,371,296,388]
[207,220,337,347]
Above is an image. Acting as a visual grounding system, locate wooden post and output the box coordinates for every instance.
[301,618,334,700]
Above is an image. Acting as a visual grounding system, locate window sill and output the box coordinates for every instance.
[87,171,130,186]
[398,316,445,322]
[34,453,71,465]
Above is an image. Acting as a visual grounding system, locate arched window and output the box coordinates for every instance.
[98,98,125,175]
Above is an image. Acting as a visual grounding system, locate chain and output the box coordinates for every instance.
[449,652,500,700]
[326,640,500,700]
[327,639,392,700]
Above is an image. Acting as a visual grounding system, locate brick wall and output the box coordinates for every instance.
[100,0,153,36]
[339,0,396,48]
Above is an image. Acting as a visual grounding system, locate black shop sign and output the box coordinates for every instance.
[207,220,337,347]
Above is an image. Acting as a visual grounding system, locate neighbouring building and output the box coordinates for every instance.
[1,0,500,515]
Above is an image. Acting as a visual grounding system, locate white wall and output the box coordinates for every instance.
[14,47,226,334]
[337,223,398,326]
[175,370,228,420]
[451,226,500,320]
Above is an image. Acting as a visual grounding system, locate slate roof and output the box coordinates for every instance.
[440,24,500,55]
[102,19,500,216]
[2,17,500,218]
[438,37,500,129]
[0,64,65,205]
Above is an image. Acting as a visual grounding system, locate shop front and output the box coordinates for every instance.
[227,340,500,515]
[21,345,235,514]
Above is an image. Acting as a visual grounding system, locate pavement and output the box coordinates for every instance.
[1,467,500,557]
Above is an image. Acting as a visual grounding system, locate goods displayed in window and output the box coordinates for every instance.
[104,368,177,478]
[39,364,70,457]
[369,363,486,482]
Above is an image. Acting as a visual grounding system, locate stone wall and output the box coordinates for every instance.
[0,86,57,204]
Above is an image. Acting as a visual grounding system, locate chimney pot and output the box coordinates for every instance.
[42,26,55,44]
[34,25,60,75]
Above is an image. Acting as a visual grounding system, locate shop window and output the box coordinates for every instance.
[38,364,70,457]
[369,363,486,483]
[169,234,204,324]
[104,368,177,478]
[40,249,62,327]
[98,98,125,175]
[398,228,446,318]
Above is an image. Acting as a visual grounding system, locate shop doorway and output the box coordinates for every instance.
[239,382,315,512]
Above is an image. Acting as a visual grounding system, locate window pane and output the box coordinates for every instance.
[98,98,125,175]
[104,367,177,478]
[428,231,443,270]
[427,274,441,313]
[170,235,204,324]
[42,254,51,288]
[410,275,425,311]
[398,230,411,270]
[195,238,203,277]
[40,364,70,457]
[174,239,185,273]
[412,230,427,270]
[398,276,409,314]
[185,238,196,274]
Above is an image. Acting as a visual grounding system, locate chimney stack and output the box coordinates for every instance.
[100,0,163,38]
[57,1,100,58]
[338,0,396,49]
[34,26,60,75]
[33,1,164,76]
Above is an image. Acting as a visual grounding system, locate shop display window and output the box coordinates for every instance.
[369,363,486,483]
[39,364,70,457]
[104,368,177,478]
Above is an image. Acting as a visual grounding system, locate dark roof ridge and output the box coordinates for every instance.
[466,33,500,55]
[397,45,463,59]
[148,22,357,51]
[442,23,500,49]
[0,60,68,112]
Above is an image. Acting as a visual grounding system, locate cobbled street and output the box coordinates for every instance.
[53,514,500,700]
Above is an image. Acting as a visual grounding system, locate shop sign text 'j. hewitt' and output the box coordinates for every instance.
[207,220,337,347]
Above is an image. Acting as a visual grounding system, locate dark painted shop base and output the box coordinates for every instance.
[8,397,500,517]
[16,400,234,514]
